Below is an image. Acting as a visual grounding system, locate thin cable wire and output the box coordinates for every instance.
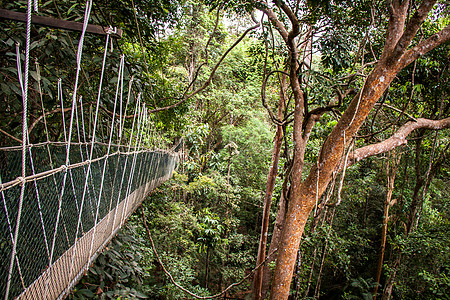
[44,1,93,297]
[44,80,78,299]
[26,133,51,259]
[120,100,145,226]
[0,173,25,291]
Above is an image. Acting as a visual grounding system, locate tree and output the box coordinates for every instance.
[241,1,450,298]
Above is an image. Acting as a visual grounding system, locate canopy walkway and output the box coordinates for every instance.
[0,1,180,299]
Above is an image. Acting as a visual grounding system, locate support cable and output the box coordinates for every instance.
[110,96,140,234]
[87,55,124,261]
[0,173,25,291]
[46,1,93,297]
[69,25,110,280]
[5,1,32,296]
[120,100,145,226]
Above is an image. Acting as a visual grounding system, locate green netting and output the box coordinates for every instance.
[0,143,179,299]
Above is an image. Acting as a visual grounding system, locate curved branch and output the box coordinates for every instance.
[148,22,260,113]
[141,206,277,299]
[261,70,290,125]
[349,117,450,166]
[277,0,300,40]
[257,3,289,42]
[28,102,94,133]
[399,24,450,69]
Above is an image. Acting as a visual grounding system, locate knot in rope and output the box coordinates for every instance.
[61,165,68,172]
[106,26,117,35]
[17,177,26,186]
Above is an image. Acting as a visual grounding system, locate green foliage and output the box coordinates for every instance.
[69,226,152,299]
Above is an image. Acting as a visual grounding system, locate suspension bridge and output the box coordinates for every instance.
[0,1,180,299]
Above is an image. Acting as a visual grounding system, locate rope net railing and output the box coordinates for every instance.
[0,1,180,299]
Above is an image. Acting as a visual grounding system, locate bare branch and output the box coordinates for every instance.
[261,70,290,125]
[349,117,450,166]
[141,206,277,299]
[399,24,450,68]
[147,22,260,113]
[391,0,438,59]
[0,128,22,143]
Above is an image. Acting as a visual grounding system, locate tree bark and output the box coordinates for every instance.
[253,74,286,300]
[268,1,450,297]
[261,188,288,299]
[373,151,401,299]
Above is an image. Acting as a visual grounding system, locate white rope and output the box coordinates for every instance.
[79,96,97,222]
[110,96,141,233]
[45,79,78,299]
[26,133,51,259]
[120,98,145,227]
[69,29,110,281]
[5,0,32,296]
[35,60,58,191]
[59,79,68,142]
[74,99,89,232]
[120,100,144,225]
[44,1,93,297]
[0,174,26,291]
[105,72,132,230]
[87,54,124,261]
[56,79,72,246]
[69,100,84,220]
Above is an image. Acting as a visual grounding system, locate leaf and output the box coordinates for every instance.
[67,3,79,15]
[78,289,94,297]
[29,71,38,82]
[132,291,148,298]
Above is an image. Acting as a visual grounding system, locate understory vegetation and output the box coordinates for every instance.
[0,0,449,299]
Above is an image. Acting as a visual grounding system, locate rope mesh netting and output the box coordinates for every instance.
[0,0,181,298]
[0,143,179,299]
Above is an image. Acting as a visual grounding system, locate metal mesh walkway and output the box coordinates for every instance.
[0,0,181,298]
[0,144,179,299]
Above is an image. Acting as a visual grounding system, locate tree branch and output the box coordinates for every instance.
[391,0,438,59]
[399,24,450,68]
[147,22,260,113]
[257,3,289,42]
[349,117,450,166]
[0,128,22,143]
[277,0,300,40]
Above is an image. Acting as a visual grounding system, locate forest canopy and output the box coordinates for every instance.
[0,0,449,299]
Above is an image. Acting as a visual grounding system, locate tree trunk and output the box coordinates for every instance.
[267,1,450,297]
[382,254,401,300]
[269,56,399,299]
[373,151,401,299]
[253,75,286,300]
[261,189,288,299]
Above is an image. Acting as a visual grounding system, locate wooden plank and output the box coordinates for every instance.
[0,8,122,38]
